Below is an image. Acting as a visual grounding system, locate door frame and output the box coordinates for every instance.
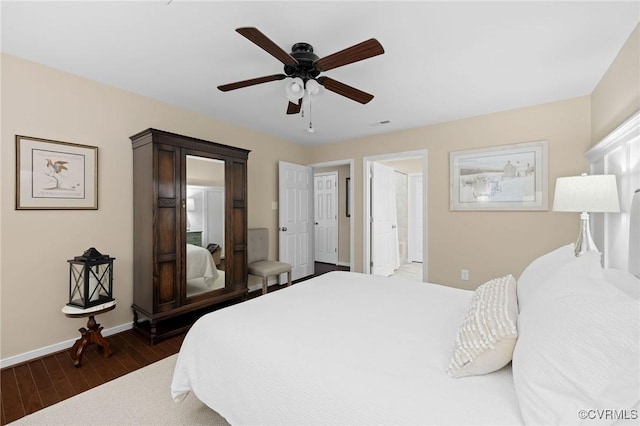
[408,173,423,263]
[308,159,354,271]
[363,150,428,281]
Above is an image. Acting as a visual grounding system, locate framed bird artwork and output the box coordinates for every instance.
[15,135,98,209]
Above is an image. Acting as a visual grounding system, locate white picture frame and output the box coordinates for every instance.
[450,140,548,211]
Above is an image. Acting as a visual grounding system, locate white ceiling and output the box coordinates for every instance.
[2,1,638,146]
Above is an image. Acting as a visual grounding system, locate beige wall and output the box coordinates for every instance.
[187,157,224,187]
[309,96,592,289]
[383,159,423,175]
[591,24,640,145]
[0,54,308,359]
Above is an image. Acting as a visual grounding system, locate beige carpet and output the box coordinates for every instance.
[10,355,230,426]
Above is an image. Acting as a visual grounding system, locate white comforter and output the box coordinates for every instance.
[186,243,218,286]
[171,271,523,425]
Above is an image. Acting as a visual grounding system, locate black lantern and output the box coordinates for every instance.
[67,248,115,309]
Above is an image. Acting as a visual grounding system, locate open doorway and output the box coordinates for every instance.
[277,159,353,285]
[363,150,428,282]
[310,159,354,272]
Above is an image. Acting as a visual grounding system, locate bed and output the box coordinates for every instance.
[172,272,521,424]
[171,260,638,425]
[172,116,640,425]
[186,243,224,296]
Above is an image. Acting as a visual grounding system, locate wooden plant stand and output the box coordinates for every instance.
[62,302,116,367]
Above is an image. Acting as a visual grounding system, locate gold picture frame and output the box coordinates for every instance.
[16,135,98,210]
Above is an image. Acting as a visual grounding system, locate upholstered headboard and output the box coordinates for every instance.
[585,111,640,277]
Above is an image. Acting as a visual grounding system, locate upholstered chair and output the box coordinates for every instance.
[247,228,292,294]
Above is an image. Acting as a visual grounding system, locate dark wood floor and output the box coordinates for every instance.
[0,329,185,425]
[0,262,349,425]
[310,261,350,277]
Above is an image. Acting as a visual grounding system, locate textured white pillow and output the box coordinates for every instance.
[517,243,575,311]
[513,252,640,425]
[447,275,518,378]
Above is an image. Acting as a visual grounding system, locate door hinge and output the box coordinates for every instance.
[370,261,374,267]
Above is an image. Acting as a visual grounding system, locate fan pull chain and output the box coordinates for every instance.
[307,96,315,133]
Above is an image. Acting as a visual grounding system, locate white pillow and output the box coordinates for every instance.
[604,268,640,300]
[517,243,575,311]
[447,275,518,378]
[512,251,640,425]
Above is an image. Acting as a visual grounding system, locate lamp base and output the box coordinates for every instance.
[574,211,600,257]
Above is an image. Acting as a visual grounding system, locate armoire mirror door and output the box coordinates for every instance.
[185,154,226,300]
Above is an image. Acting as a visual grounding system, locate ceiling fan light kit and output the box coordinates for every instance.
[218,27,385,131]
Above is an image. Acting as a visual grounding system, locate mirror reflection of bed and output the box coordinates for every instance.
[186,244,225,296]
[185,155,225,297]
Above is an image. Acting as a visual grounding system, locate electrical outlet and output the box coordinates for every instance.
[461,269,469,281]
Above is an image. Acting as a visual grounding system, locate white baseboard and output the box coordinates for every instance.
[0,322,133,369]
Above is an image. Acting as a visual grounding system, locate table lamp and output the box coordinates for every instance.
[552,173,620,256]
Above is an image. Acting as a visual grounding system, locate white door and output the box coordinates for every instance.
[314,172,338,264]
[371,162,400,276]
[279,161,314,281]
[408,173,423,263]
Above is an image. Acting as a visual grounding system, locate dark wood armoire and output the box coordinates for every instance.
[130,128,249,344]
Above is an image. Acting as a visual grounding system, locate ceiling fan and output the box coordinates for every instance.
[218,27,385,115]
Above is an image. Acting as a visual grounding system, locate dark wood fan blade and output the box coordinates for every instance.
[218,74,286,92]
[316,76,374,104]
[286,99,301,114]
[314,38,384,72]
[236,27,298,66]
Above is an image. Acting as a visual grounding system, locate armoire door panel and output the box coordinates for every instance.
[157,207,177,255]
[231,160,246,200]
[156,261,177,308]
[157,148,178,199]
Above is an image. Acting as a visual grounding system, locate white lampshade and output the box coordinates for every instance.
[285,77,304,103]
[186,198,195,211]
[553,174,620,213]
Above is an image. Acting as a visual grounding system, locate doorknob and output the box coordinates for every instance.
[315,222,319,225]
[391,224,397,229]
[280,227,288,232]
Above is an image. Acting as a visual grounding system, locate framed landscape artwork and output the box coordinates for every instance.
[16,135,98,210]
[450,140,548,211]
